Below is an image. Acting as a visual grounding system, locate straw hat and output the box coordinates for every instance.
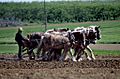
[18,27,23,32]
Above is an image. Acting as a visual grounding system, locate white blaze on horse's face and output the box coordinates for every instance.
[89,25,101,40]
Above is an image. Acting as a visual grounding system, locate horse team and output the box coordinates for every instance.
[23,25,101,62]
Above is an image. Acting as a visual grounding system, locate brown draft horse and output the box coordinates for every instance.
[37,33,71,61]
[22,32,44,60]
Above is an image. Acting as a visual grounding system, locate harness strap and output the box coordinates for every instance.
[35,39,39,45]
[37,36,44,48]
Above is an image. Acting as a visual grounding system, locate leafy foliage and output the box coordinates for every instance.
[0,1,120,25]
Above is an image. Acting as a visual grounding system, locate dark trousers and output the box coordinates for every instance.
[18,45,23,59]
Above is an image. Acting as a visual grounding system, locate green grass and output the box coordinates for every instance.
[93,50,120,56]
[0,44,120,56]
[0,20,120,54]
[0,44,18,54]
[0,20,120,44]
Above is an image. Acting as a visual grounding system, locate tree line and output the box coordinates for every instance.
[0,1,120,25]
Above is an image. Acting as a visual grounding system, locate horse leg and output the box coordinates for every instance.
[36,36,44,58]
[86,46,95,60]
[72,47,78,62]
[73,47,78,57]
[64,49,71,61]
[53,49,60,61]
[56,49,62,61]
[28,48,35,60]
[31,51,35,60]
[36,49,40,58]
[47,49,54,61]
[76,48,85,62]
[68,48,73,60]
[64,47,71,61]
[41,49,47,61]
[59,48,68,61]
[84,49,92,60]
[51,49,62,61]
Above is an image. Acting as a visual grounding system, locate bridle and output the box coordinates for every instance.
[85,26,101,44]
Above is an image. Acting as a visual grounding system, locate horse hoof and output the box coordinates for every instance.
[87,56,92,61]
[72,57,77,62]
[29,57,35,60]
[91,57,96,60]
[78,58,83,62]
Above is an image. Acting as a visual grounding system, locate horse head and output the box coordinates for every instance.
[95,25,101,40]
[87,25,101,44]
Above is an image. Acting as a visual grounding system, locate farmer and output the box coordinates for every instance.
[15,27,28,60]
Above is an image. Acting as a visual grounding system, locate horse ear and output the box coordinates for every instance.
[27,33,30,38]
[54,28,56,31]
[98,26,100,28]
[67,28,69,30]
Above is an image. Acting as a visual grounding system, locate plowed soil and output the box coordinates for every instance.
[0,54,120,79]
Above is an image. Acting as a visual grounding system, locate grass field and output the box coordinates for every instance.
[93,50,120,56]
[0,44,120,56]
[0,20,120,54]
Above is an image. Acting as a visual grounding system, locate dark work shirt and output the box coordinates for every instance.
[15,32,25,46]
